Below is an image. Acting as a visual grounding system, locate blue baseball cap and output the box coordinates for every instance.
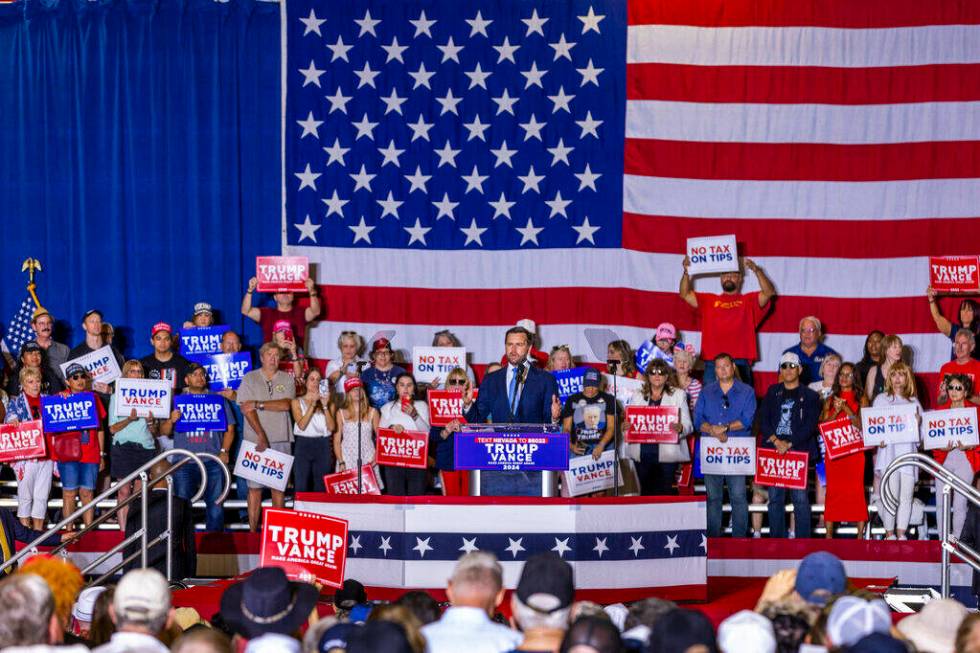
[795,551,847,606]
[583,368,601,387]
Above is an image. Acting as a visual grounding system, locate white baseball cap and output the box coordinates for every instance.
[114,569,171,623]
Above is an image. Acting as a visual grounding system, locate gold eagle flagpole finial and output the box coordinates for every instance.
[21,258,44,311]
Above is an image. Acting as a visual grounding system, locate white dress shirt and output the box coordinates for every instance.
[421,606,522,653]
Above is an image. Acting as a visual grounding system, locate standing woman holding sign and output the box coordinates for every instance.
[819,362,869,539]
[290,368,336,493]
[932,373,980,539]
[379,373,431,495]
[625,359,693,495]
[430,367,471,496]
[333,377,381,487]
[5,367,53,530]
[872,361,923,540]
[107,360,160,531]
[54,363,107,530]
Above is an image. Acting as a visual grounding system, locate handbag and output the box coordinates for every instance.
[53,432,83,462]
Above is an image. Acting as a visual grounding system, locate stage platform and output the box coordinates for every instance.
[15,497,973,624]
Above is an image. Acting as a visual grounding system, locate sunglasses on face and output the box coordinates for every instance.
[648,370,668,376]
[948,385,965,392]
[780,363,799,369]
[69,373,87,381]
[447,379,466,386]
[341,330,357,336]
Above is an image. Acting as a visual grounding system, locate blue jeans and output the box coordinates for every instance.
[704,474,748,537]
[173,459,226,532]
[768,486,812,538]
[703,358,754,388]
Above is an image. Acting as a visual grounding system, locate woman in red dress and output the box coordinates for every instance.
[820,362,870,538]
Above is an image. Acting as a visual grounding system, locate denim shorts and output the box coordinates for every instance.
[58,462,99,491]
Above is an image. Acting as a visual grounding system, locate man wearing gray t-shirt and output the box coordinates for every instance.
[237,342,295,531]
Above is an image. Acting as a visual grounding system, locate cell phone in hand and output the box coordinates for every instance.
[401,395,411,411]
[319,380,330,396]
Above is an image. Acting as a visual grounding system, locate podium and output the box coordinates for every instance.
[454,424,568,497]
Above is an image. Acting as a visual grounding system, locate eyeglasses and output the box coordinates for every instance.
[780,363,799,369]
[722,396,730,410]
[551,344,570,352]
[800,328,818,334]
[948,385,965,392]
[69,373,87,381]
[446,379,466,386]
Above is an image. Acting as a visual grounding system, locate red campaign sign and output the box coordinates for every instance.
[0,420,46,463]
[428,389,477,427]
[754,448,809,490]
[818,417,865,461]
[323,465,382,495]
[256,256,309,293]
[930,256,980,294]
[259,508,348,589]
[625,405,679,444]
[376,428,429,469]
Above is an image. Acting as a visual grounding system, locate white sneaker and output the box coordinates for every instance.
[885,534,897,541]
[753,531,762,539]
[788,531,796,539]
[898,535,908,540]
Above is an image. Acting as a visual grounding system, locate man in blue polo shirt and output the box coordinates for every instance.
[693,353,757,538]
[783,316,838,385]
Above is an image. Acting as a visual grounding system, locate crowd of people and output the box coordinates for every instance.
[1,547,979,653]
[0,263,977,541]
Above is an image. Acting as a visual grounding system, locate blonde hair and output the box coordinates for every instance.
[19,366,42,385]
[445,367,469,390]
[884,361,916,400]
[546,345,573,371]
[121,360,144,377]
[336,331,365,355]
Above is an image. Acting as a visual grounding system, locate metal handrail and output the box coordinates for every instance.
[0,448,230,581]
[880,452,980,597]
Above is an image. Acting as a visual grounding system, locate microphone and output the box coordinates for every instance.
[511,358,527,415]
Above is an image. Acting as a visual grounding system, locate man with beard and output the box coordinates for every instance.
[679,257,776,386]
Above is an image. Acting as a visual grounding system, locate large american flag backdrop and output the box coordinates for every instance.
[282,0,980,394]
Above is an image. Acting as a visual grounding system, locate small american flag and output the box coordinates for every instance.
[1,295,38,359]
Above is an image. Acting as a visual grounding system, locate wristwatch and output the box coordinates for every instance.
[220,448,227,453]
[258,402,266,411]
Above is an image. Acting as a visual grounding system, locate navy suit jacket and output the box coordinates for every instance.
[0,509,60,569]
[465,364,559,424]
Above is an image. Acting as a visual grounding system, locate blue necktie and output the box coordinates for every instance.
[508,366,518,413]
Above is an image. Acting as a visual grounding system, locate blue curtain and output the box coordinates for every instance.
[0,0,281,356]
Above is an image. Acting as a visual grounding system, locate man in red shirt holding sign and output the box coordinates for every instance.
[679,256,776,387]
[241,275,321,346]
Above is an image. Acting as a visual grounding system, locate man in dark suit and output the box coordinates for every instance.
[464,326,561,496]
[0,508,67,575]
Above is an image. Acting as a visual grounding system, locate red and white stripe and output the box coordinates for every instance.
[287,1,980,398]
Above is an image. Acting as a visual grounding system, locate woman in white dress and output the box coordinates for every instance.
[333,377,380,490]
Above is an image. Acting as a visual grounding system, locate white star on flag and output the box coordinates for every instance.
[545,190,572,218]
[322,190,349,218]
[522,8,548,37]
[296,111,323,139]
[505,537,526,558]
[404,166,432,194]
[294,164,320,191]
[664,535,680,555]
[349,217,375,244]
[323,138,349,167]
[325,87,352,114]
[432,193,459,220]
[413,536,434,558]
[578,6,605,34]
[628,536,645,557]
[409,10,436,38]
[459,537,479,553]
[577,58,604,86]
[573,217,600,244]
[516,218,544,246]
[552,537,572,557]
[404,218,431,246]
[379,536,392,556]
[327,36,353,62]
[549,34,576,61]
[299,9,325,37]
[489,192,516,219]
[466,11,493,38]
[354,9,381,38]
[376,191,403,219]
[575,164,601,191]
[349,534,363,554]
[298,60,325,87]
[494,37,520,64]
[593,536,609,558]
[294,215,321,243]
[460,218,487,246]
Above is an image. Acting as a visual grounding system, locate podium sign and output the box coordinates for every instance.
[455,426,569,472]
